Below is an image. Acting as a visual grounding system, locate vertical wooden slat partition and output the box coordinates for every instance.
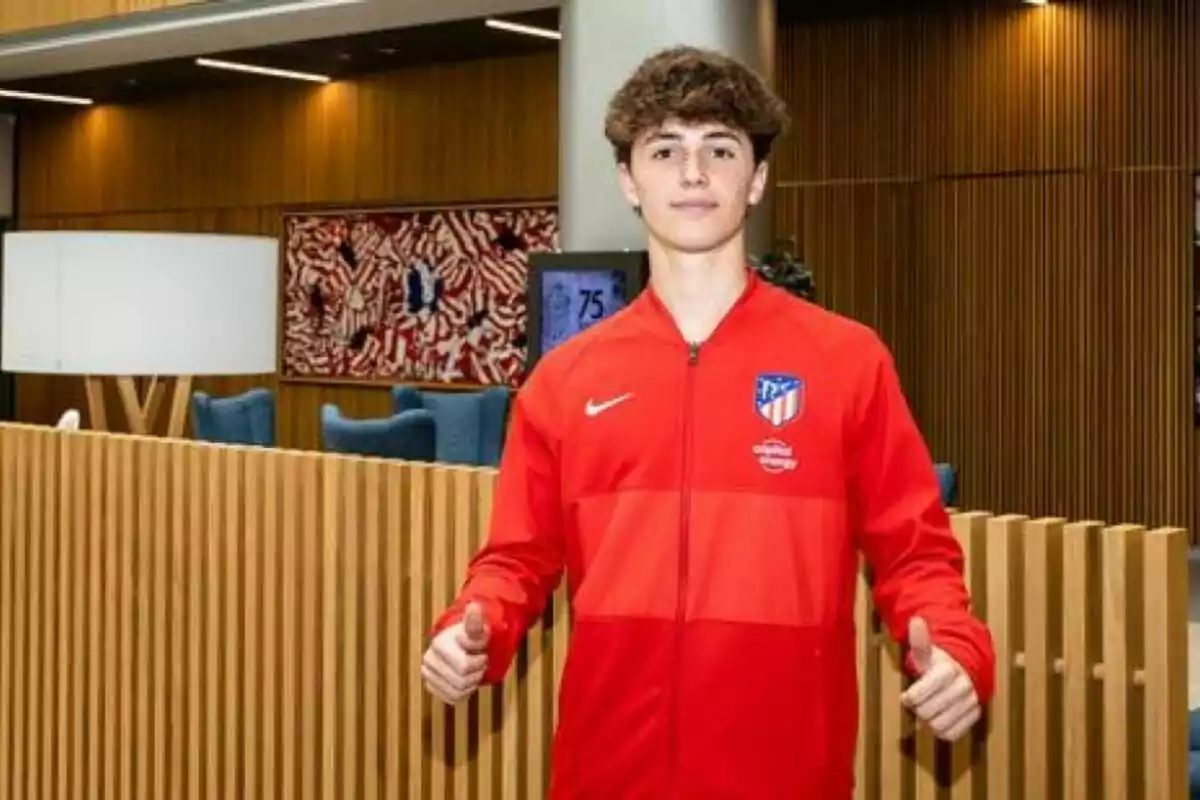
[0,424,1188,798]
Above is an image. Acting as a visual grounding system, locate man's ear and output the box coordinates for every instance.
[747,160,770,207]
[617,161,641,210]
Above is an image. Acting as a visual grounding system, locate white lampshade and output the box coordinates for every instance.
[1,231,278,376]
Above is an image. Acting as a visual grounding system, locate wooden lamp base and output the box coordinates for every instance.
[84,375,194,438]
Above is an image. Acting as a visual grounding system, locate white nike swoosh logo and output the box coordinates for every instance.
[585,393,633,417]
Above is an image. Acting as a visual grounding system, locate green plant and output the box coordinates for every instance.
[750,239,816,302]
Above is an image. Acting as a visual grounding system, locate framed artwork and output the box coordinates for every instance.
[280,202,558,387]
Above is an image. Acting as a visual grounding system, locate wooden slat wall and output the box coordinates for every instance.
[12,0,1199,540]
[13,53,558,450]
[773,0,1199,540]
[0,0,200,36]
[17,55,557,217]
[0,423,1188,798]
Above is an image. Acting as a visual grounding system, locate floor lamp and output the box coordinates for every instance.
[1,231,278,437]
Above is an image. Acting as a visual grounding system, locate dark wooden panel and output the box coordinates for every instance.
[776,0,1199,541]
[779,171,1194,539]
[777,1,1200,182]
[919,173,1192,531]
[17,53,557,218]
[782,181,920,390]
[0,0,199,35]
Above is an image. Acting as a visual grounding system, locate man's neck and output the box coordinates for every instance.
[647,234,748,345]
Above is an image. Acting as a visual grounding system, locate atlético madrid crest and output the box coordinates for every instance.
[755,373,805,428]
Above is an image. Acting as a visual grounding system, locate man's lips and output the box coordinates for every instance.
[670,200,718,213]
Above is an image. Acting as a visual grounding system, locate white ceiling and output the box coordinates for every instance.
[0,0,557,80]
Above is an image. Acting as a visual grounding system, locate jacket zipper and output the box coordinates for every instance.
[670,341,700,789]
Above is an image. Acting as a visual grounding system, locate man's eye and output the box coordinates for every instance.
[712,147,735,159]
[652,148,674,160]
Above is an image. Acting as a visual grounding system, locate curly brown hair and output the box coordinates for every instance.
[604,46,789,166]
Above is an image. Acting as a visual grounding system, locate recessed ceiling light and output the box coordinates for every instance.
[195,57,330,84]
[1024,0,1049,5]
[0,88,93,106]
[484,18,561,41]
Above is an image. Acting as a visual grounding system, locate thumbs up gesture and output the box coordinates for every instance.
[421,602,491,705]
[900,616,981,742]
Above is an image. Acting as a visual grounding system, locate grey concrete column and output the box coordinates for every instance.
[559,0,777,255]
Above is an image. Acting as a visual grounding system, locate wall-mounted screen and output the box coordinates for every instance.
[524,251,649,374]
[538,267,630,352]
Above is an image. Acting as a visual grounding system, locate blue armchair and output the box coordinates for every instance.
[933,463,957,507]
[320,404,436,462]
[390,385,511,467]
[191,388,276,447]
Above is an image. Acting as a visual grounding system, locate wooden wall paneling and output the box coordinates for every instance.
[781,2,1200,182]
[904,172,1192,534]
[16,53,558,220]
[1087,1,1198,171]
[779,8,955,181]
[941,6,1061,175]
[0,0,200,36]
[772,184,802,253]
[771,17,800,183]
[785,182,919,418]
[783,167,1193,538]
[918,178,1042,514]
[777,3,1198,540]
[1040,4,1086,170]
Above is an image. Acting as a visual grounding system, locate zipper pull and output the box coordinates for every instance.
[688,343,700,365]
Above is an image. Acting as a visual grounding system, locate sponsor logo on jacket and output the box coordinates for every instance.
[753,439,797,474]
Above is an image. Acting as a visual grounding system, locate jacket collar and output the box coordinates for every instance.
[634,267,766,349]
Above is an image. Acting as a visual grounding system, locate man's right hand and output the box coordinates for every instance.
[421,601,490,705]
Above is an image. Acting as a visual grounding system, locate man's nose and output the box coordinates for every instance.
[680,152,708,186]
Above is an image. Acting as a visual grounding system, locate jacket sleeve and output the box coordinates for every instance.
[848,337,995,704]
[428,381,566,685]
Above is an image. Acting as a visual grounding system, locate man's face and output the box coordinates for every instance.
[618,119,768,255]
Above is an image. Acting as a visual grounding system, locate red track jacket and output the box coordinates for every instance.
[432,270,995,798]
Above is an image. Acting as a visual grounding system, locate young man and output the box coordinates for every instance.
[422,46,995,798]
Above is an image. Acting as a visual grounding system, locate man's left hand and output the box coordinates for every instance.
[900,616,981,742]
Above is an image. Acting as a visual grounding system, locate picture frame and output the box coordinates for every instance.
[278,200,558,388]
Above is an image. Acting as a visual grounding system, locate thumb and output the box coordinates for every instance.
[908,616,932,674]
[462,602,489,645]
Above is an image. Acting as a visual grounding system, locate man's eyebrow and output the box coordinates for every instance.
[645,130,742,143]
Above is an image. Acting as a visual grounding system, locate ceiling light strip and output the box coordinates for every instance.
[484,18,561,41]
[0,88,92,105]
[195,56,330,83]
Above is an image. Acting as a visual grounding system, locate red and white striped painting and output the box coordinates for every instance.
[281,204,558,386]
